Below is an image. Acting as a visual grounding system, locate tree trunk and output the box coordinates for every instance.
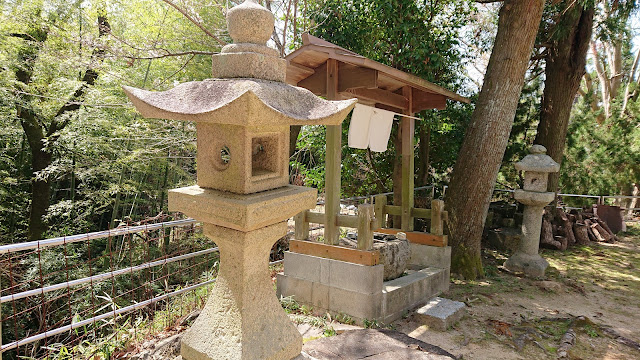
[289,125,303,158]
[25,126,52,241]
[535,3,594,193]
[444,0,545,279]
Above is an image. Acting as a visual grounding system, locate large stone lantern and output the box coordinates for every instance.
[123,1,356,359]
[504,145,560,278]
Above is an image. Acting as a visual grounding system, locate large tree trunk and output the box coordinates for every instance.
[444,0,544,279]
[535,3,594,193]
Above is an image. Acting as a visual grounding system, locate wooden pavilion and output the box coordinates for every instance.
[285,34,469,248]
[277,34,469,325]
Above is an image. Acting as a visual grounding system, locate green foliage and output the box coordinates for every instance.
[0,0,224,241]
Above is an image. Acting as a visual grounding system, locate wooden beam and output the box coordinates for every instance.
[294,211,309,240]
[401,86,414,231]
[373,228,448,247]
[286,62,315,85]
[325,58,341,245]
[290,240,380,266]
[410,207,431,219]
[373,195,387,229]
[430,199,444,236]
[338,63,377,91]
[298,62,327,95]
[413,91,447,112]
[357,204,374,250]
[385,205,402,216]
[340,88,409,110]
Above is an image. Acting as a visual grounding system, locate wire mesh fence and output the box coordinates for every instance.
[0,215,218,360]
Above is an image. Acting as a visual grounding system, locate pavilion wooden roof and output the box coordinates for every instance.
[286,34,469,114]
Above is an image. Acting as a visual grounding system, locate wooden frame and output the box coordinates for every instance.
[373,228,448,247]
[290,240,380,266]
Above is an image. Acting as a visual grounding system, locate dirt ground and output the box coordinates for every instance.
[391,223,640,360]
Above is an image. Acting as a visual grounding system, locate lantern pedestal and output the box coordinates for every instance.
[181,222,301,360]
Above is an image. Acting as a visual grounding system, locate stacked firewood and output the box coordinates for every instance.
[541,206,618,250]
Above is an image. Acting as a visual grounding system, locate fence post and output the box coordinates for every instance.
[373,195,387,230]
[357,204,374,251]
[294,211,309,240]
[430,200,444,236]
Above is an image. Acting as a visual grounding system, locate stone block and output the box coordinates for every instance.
[283,252,383,294]
[414,297,466,331]
[329,287,382,321]
[408,244,451,270]
[381,267,448,324]
[373,237,410,281]
[169,185,317,232]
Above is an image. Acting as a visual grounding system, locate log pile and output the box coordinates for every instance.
[540,206,618,250]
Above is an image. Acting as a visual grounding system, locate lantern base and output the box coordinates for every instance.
[504,252,549,278]
[181,222,302,360]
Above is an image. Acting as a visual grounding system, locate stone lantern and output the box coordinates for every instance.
[123,1,356,359]
[504,145,560,278]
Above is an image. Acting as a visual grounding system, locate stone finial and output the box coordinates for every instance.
[212,0,286,82]
[530,144,546,154]
[227,0,274,45]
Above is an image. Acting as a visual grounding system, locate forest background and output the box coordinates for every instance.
[0,0,638,253]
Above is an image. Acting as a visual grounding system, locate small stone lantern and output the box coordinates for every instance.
[123,1,356,359]
[504,145,559,278]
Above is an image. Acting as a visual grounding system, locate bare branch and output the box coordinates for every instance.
[161,0,227,47]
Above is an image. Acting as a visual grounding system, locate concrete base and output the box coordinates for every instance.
[408,244,451,270]
[277,251,449,325]
[181,223,301,360]
[503,252,549,278]
[381,267,449,324]
[414,297,466,331]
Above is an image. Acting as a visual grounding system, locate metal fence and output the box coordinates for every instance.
[0,215,218,360]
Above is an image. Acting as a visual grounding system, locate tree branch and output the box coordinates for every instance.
[161,0,227,47]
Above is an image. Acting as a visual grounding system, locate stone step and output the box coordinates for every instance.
[413,297,466,331]
[381,267,449,324]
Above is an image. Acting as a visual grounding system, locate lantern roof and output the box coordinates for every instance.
[515,145,560,173]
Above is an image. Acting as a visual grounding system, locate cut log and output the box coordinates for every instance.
[595,218,618,242]
[573,223,590,245]
[584,219,598,241]
[554,236,568,251]
[589,222,607,242]
[593,223,613,243]
[556,209,576,246]
[540,218,559,249]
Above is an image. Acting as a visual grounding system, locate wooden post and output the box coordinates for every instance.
[325,58,341,245]
[294,211,309,240]
[373,194,387,229]
[431,199,444,235]
[400,86,414,231]
[357,204,375,250]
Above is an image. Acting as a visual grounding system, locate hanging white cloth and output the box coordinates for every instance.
[368,107,395,152]
[347,103,374,149]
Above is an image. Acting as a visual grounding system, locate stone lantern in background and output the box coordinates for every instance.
[504,145,560,278]
[123,1,356,359]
